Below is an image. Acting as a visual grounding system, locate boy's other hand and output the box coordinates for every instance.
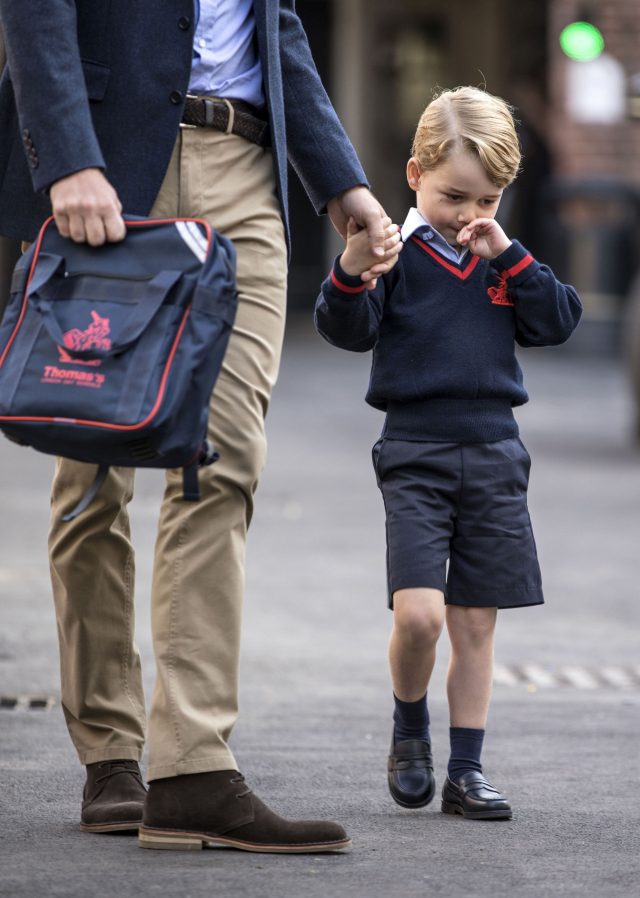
[457,218,511,260]
[340,216,402,288]
[50,168,126,247]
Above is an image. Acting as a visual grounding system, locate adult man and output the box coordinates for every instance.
[0,1,399,852]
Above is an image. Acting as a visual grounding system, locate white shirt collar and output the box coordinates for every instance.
[400,207,431,242]
[400,207,469,263]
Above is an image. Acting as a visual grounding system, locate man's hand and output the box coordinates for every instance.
[340,216,401,283]
[327,186,402,288]
[457,218,511,260]
[50,168,126,246]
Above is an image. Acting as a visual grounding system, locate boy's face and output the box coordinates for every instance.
[407,150,504,247]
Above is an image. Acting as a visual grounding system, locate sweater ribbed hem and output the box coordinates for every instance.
[330,255,367,294]
[383,399,519,443]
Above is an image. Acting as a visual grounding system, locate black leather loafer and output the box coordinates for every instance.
[387,738,435,809]
[441,771,512,820]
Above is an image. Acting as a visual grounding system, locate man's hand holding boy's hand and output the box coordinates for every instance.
[340,216,402,288]
[457,218,511,260]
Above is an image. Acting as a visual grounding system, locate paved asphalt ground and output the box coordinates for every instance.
[1,318,639,897]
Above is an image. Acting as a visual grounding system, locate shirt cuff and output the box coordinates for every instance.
[492,240,540,285]
[329,255,367,295]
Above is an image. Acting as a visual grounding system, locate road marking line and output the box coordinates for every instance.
[559,666,599,689]
[0,694,57,711]
[493,664,520,687]
[600,667,635,688]
[491,665,640,690]
[520,664,556,688]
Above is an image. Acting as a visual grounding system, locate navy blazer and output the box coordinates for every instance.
[0,0,367,241]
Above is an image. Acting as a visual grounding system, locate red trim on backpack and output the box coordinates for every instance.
[330,270,365,294]
[0,305,191,431]
[0,216,212,374]
[411,236,480,280]
[0,216,213,431]
[0,215,52,370]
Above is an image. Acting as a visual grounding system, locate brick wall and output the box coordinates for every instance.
[549,0,640,184]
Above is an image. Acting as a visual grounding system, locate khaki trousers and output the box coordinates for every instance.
[48,128,287,780]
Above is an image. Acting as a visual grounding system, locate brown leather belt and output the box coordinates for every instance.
[182,95,271,147]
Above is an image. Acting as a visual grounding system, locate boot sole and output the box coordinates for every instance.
[441,800,512,820]
[138,826,352,853]
[80,819,142,833]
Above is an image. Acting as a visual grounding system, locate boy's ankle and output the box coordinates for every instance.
[393,693,430,743]
[448,726,485,781]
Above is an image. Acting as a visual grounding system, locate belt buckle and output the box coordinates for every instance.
[182,94,236,134]
[201,96,235,133]
[219,98,235,134]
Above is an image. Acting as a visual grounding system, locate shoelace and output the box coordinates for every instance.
[95,760,144,786]
[230,773,252,799]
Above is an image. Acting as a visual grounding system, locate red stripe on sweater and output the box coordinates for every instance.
[505,254,534,278]
[330,270,365,294]
[411,237,480,280]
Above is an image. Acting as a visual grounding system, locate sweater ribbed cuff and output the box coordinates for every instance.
[493,240,540,285]
[329,255,367,295]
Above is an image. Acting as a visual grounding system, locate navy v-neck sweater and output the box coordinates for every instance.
[315,237,582,442]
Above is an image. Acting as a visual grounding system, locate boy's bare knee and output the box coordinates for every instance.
[393,588,445,646]
[447,605,497,647]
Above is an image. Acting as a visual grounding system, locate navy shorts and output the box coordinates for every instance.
[372,437,544,610]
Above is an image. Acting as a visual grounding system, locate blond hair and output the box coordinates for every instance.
[411,87,520,188]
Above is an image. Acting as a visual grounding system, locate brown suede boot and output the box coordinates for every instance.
[139,770,351,853]
[81,759,147,833]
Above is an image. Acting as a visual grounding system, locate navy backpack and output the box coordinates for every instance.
[0,215,238,518]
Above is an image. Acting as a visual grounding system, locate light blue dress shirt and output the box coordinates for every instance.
[189,0,265,108]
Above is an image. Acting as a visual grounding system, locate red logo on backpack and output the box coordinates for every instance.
[58,311,112,366]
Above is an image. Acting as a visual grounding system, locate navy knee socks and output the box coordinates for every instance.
[393,693,430,743]
[448,726,485,781]
[392,697,485,780]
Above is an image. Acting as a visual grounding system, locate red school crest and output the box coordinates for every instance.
[487,271,514,307]
[58,311,112,366]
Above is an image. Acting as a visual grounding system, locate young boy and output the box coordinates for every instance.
[314,86,582,820]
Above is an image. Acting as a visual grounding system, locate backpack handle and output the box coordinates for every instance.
[27,256,184,359]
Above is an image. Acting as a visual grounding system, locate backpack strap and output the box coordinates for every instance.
[182,463,200,502]
[61,443,220,519]
[61,464,110,522]
[182,440,220,502]
[10,263,30,298]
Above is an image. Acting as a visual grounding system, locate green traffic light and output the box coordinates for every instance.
[560,21,605,61]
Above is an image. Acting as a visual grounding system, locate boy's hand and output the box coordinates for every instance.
[457,218,511,260]
[340,216,402,288]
